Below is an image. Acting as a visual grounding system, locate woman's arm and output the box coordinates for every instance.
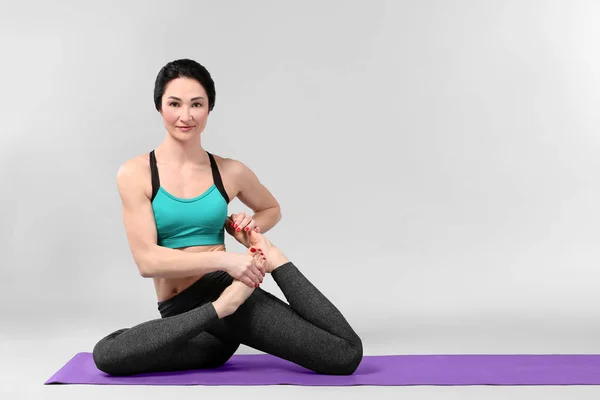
[231,160,282,233]
[116,160,231,279]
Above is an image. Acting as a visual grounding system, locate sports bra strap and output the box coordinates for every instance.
[149,150,160,202]
[207,152,230,204]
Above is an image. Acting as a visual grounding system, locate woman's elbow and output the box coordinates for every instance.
[133,250,156,278]
[138,266,153,278]
[272,206,282,225]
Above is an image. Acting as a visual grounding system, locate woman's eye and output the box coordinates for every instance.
[168,102,202,107]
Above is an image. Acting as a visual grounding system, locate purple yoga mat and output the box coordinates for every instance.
[45,352,600,386]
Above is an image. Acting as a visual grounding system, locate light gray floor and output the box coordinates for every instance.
[3,315,600,400]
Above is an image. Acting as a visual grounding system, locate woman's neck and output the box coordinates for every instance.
[155,135,207,166]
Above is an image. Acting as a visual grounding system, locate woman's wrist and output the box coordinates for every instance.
[217,251,234,273]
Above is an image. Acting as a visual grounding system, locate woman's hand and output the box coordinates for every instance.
[223,250,266,288]
[225,213,261,248]
[229,212,260,234]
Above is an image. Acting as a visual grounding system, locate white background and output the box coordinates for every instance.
[2,0,600,399]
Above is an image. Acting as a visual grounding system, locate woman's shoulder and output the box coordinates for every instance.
[210,153,252,178]
[117,153,151,178]
[116,153,152,195]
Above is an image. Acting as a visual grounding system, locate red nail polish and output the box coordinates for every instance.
[236,228,240,232]
[250,248,256,252]
[245,227,250,231]
[234,224,238,228]
[230,222,234,227]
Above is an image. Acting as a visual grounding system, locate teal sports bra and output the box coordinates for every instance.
[149,150,230,249]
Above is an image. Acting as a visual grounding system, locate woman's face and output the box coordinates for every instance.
[160,77,210,140]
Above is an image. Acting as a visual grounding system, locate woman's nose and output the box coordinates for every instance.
[181,108,193,121]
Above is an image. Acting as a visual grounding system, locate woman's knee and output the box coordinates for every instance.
[320,336,364,375]
[340,336,364,375]
[92,341,115,374]
[92,329,130,375]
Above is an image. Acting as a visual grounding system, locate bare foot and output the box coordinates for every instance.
[249,230,289,273]
[212,248,264,318]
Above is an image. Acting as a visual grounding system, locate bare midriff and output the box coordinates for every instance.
[153,244,226,302]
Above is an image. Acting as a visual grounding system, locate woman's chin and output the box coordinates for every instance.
[168,130,200,141]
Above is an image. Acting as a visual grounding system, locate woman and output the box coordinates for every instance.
[92,59,363,376]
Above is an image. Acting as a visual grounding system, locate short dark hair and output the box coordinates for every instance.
[153,59,216,112]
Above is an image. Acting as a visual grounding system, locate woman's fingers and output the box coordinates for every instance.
[224,216,236,234]
[242,276,255,288]
[244,219,257,233]
[233,212,253,232]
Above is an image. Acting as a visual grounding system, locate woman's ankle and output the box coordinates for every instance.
[269,254,290,271]
[211,300,230,319]
[271,261,294,275]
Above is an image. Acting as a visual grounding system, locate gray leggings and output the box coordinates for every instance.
[92,262,363,376]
